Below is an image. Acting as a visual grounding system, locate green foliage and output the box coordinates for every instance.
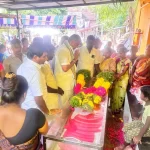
[70,96,82,107]
[90,2,134,30]
[97,71,115,83]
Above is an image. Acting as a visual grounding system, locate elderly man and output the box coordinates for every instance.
[3,39,27,74]
[77,35,101,77]
[54,34,81,107]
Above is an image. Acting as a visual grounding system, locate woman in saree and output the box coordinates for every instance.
[100,47,116,73]
[130,45,150,90]
[111,47,132,113]
[0,73,48,150]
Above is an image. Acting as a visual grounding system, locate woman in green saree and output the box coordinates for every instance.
[111,47,132,113]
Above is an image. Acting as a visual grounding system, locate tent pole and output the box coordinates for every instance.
[16,10,20,39]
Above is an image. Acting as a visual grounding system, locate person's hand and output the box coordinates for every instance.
[74,49,80,61]
[58,87,64,95]
[115,74,121,80]
[133,136,142,145]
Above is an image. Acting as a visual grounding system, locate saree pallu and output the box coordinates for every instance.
[132,58,150,88]
[100,58,116,72]
[0,130,42,150]
[111,58,132,112]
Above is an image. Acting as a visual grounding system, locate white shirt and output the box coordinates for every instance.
[17,58,47,110]
[77,46,101,77]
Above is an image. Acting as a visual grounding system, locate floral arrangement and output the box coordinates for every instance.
[74,69,91,94]
[96,71,115,84]
[70,70,114,112]
[76,69,91,83]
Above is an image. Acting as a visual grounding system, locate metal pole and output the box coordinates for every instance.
[16,10,20,39]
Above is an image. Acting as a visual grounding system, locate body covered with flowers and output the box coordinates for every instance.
[70,70,114,111]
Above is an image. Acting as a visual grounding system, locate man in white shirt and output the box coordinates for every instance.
[54,34,81,107]
[17,42,49,114]
[3,39,27,74]
[77,35,101,77]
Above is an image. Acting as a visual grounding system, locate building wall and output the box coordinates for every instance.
[135,0,150,54]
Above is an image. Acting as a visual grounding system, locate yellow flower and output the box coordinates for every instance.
[81,92,86,96]
[94,96,102,104]
[82,99,89,105]
[79,99,82,106]
[5,73,16,79]
[77,74,86,87]
[87,93,93,97]
[94,78,104,88]
[102,82,111,90]
[80,80,86,87]
[88,101,94,109]
[77,74,84,81]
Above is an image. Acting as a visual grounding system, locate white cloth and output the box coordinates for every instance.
[77,46,101,77]
[17,58,47,110]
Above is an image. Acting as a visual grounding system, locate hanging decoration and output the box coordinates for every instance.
[21,15,76,29]
[0,17,17,27]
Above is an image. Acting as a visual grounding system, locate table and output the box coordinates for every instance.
[43,97,108,150]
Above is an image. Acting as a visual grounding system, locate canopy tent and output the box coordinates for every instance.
[21,15,76,28]
[0,0,134,38]
[0,0,134,10]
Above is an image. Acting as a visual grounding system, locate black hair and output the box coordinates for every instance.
[60,35,69,45]
[68,34,81,43]
[27,42,47,59]
[95,37,101,43]
[21,38,28,44]
[141,86,150,100]
[104,47,113,54]
[117,44,124,51]
[33,37,43,44]
[43,35,51,44]
[87,35,95,41]
[11,39,21,46]
[0,44,5,51]
[1,73,28,104]
[118,46,128,53]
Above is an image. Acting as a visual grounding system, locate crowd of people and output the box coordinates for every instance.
[0,33,150,149]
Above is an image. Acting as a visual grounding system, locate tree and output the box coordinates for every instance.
[90,2,135,31]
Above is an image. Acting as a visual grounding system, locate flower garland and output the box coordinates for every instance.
[70,71,114,112]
